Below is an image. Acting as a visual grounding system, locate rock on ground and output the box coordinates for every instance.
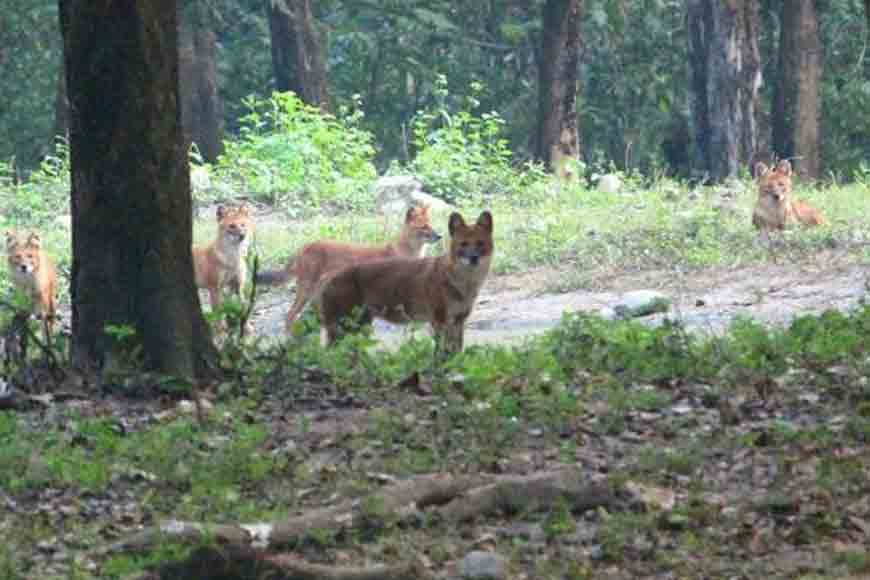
[373,175,453,217]
[459,550,508,580]
[595,173,622,194]
[610,290,672,319]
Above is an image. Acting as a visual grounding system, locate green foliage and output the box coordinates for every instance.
[541,300,870,393]
[581,0,688,175]
[546,313,710,383]
[0,0,61,171]
[0,405,285,515]
[3,0,870,183]
[211,91,377,214]
[0,139,70,224]
[408,74,547,203]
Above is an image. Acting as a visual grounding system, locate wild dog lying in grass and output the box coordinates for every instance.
[193,204,254,313]
[255,205,442,332]
[752,160,826,242]
[5,231,57,340]
[317,211,493,359]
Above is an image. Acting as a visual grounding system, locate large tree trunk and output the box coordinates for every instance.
[59,0,218,378]
[687,0,761,182]
[535,0,581,181]
[179,5,224,163]
[772,0,821,180]
[267,0,329,110]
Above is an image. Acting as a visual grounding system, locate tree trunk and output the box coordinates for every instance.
[179,6,224,162]
[535,0,581,181]
[59,0,218,379]
[267,0,329,111]
[687,0,761,182]
[772,0,821,180]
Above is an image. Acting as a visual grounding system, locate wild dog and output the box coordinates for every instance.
[752,160,826,242]
[192,204,254,312]
[5,231,57,340]
[317,211,493,358]
[255,205,441,331]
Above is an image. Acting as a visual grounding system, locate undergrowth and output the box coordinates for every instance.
[2,298,870,578]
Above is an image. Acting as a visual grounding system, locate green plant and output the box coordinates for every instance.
[542,497,578,540]
[211,92,377,214]
[409,74,548,204]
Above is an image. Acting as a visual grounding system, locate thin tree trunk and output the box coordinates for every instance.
[59,0,218,379]
[687,0,760,182]
[267,0,329,110]
[179,10,223,163]
[740,0,761,171]
[268,0,295,93]
[773,0,821,180]
[536,0,582,181]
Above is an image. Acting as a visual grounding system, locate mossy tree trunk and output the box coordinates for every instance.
[772,0,821,180]
[59,0,218,379]
[535,0,581,181]
[267,0,329,110]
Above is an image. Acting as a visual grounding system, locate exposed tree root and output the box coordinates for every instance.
[135,545,429,580]
[106,468,616,580]
[439,469,615,522]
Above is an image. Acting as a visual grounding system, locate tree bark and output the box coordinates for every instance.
[179,5,224,163]
[59,0,218,379]
[535,0,582,180]
[687,0,761,182]
[267,0,329,110]
[772,0,821,180]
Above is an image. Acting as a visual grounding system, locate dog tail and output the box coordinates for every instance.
[255,258,295,286]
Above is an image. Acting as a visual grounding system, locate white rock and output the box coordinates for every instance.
[596,173,622,194]
[373,175,452,217]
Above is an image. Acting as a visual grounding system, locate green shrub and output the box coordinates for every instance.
[211,91,377,214]
[408,75,549,204]
[0,139,70,225]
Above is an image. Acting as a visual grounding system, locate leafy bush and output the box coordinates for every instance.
[408,75,549,204]
[545,313,710,383]
[0,139,70,225]
[211,91,377,214]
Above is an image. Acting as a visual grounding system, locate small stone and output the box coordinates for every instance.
[611,290,671,319]
[459,550,508,580]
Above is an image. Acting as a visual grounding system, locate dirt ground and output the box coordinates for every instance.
[251,252,869,344]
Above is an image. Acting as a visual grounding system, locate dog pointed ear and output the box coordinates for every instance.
[775,159,792,176]
[26,233,41,248]
[216,204,226,220]
[476,211,493,234]
[5,230,17,250]
[754,162,770,179]
[448,212,467,236]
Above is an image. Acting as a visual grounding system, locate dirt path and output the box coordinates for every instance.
[251,256,869,345]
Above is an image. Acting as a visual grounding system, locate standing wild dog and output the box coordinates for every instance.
[5,231,57,339]
[255,205,441,331]
[752,160,826,241]
[193,204,254,311]
[317,211,493,358]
